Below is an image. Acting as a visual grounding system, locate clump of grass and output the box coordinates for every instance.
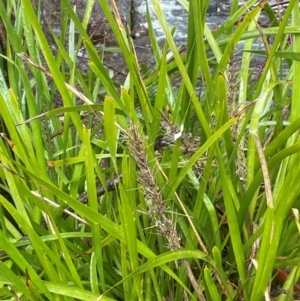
[1,0,300,300]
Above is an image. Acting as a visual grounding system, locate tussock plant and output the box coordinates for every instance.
[1,0,300,300]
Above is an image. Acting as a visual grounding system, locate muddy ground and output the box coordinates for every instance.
[38,1,164,82]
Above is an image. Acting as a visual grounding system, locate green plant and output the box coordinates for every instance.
[0,0,300,300]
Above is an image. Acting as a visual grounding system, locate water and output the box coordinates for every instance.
[133,0,236,43]
[134,0,190,43]
[132,0,272,46]
[41,0,230,50]
[40,0,285,82]
[131,0,287,78]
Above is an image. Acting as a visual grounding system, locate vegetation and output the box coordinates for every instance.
[0,0,300,300]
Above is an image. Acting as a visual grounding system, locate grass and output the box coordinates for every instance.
[0,0,300,300]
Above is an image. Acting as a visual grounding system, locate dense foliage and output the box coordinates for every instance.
[0,0,300,300]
